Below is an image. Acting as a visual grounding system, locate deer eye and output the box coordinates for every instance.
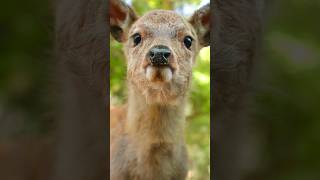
[132,33,142,46]
[183,36,193,49]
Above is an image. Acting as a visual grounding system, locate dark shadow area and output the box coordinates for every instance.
[0,0,108,179]
[213,0,320,179]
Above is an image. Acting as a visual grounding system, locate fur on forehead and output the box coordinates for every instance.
[129,10,197,38]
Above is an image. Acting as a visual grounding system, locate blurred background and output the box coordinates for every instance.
[0,1,53,139]
[110,0,210,179]
[246,1,320,179]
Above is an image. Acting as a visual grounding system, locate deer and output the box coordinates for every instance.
[109,0,210,179]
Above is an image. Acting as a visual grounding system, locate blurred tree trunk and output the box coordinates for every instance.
[53,0,108,179]
[212,0,264,179]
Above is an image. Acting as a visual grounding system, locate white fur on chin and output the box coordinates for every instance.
[146,66,172,82]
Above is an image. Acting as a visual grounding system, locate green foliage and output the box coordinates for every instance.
[186,47,210,179]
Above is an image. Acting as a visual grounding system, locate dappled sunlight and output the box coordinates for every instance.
[199,46,210,62]
[268,32,320,65]
[193,71,210,85]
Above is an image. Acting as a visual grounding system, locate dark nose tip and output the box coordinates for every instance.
[148,45,171,66]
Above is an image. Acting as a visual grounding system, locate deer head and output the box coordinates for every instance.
[110,0,210,105]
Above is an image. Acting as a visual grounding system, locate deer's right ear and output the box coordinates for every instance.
[189,4,210,47]
[110,0,137,42]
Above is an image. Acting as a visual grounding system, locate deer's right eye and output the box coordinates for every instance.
[132,33,142,46]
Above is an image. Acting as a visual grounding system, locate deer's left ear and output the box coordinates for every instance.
[189,4,210,47]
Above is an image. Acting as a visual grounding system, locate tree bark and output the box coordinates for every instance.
[53,0,108,179]
[212,0,263,179]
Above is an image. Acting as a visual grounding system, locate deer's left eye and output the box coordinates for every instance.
[183,36,193,49]
[132,33,142,46]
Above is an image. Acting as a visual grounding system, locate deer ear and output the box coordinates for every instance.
[110,0,137,42]
[189,4,210,47]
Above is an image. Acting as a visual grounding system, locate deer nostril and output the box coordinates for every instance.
[163,52,171,60]
[149,51,155,59]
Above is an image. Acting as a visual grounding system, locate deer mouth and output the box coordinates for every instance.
[145,65,174,83]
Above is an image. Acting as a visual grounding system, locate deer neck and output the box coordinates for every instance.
[126,86,186,145]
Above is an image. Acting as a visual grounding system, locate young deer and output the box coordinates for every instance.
[110,0,210,179]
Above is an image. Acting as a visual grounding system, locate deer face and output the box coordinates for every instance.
[110,0,210,105]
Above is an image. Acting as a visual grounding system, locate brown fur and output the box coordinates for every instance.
[110,1,210,179]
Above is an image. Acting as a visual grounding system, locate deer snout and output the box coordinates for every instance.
[148,45,171,66]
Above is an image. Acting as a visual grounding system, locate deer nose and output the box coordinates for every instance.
[148,45,171,66]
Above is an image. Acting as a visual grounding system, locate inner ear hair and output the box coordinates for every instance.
[110,0,137,42]
[110,26,124,42]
